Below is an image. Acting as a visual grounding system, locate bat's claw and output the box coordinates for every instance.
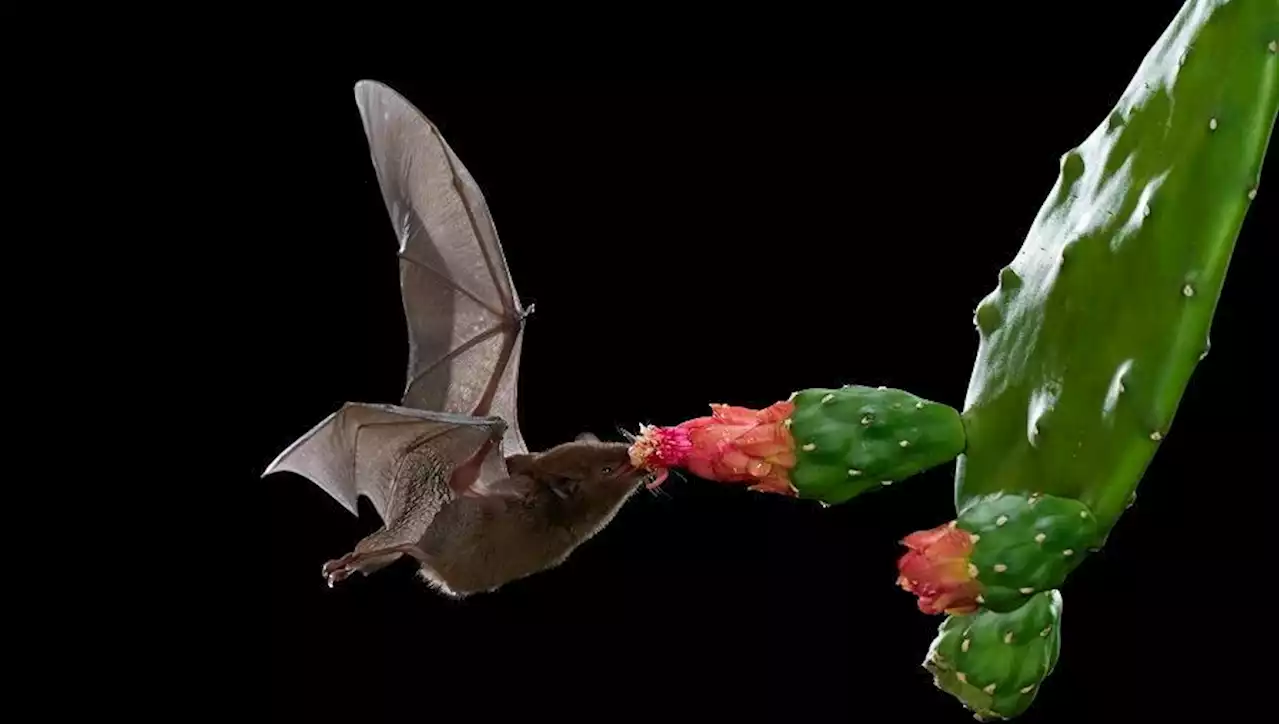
[322,555,359,588]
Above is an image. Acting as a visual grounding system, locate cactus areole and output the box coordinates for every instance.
[955,0,1279,536]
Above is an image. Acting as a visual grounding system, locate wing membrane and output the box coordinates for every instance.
[353,80,528,458]
[261,403,500,519]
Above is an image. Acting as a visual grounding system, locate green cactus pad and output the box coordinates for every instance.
[955,0,1279,535]
[924,590,1064,721]
[787,385,965,505]
[956,492,1100,613]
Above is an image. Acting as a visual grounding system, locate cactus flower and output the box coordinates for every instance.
[629,401,798,495]
[896,522,982,615]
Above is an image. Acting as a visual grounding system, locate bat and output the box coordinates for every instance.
[263,80,649,598]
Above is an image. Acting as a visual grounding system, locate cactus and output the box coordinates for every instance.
[957,0,1278,539]
[789,386,966,504]
[955,492,1099,613]
[924,590,1064,721]
[896,0,1278,718]
[622,1,1273,719]
[628,385,965,505]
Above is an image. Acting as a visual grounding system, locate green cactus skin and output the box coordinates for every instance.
[924,591,1064,721]
[787,386,965,504]
[955,0,1279,536]
[956,492,1100,613]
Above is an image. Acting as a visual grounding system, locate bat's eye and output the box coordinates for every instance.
[601,466,613,475]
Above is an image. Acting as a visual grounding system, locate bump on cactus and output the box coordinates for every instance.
[924,590,1064,721]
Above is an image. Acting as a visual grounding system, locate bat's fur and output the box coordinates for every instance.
[267,80,650,598]
[330,433,647,597]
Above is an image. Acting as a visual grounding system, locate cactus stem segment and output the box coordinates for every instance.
[900,493,1102,614]
[924,590,1063,719]
[821,393,834,404]
[955,0,1280,538]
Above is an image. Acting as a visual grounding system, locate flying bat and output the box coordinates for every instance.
[263,80,649,598]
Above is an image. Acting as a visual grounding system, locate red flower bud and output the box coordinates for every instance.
[895,522,982,615]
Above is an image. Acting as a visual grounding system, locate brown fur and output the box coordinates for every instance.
[330,433,647,598]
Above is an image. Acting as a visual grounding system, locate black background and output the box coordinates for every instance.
[263,6,1276,722]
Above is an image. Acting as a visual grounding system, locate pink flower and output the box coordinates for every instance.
[895,522,982,615]
[629,401,797,495]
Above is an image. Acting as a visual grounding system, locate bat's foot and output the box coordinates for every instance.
[321,544,425,588]
[321,555,361,588]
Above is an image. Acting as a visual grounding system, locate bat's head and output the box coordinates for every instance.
[507,432,648,532]
[426,433,649,596]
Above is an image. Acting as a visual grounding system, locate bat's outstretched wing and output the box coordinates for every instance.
[353,80,529,462]
[262,402,504,519]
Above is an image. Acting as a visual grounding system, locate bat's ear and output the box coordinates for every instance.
[545,476,579,500]
[575,431,600,443]
[505,453,537,476]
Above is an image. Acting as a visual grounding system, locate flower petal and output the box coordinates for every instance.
[895,522,982,616]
